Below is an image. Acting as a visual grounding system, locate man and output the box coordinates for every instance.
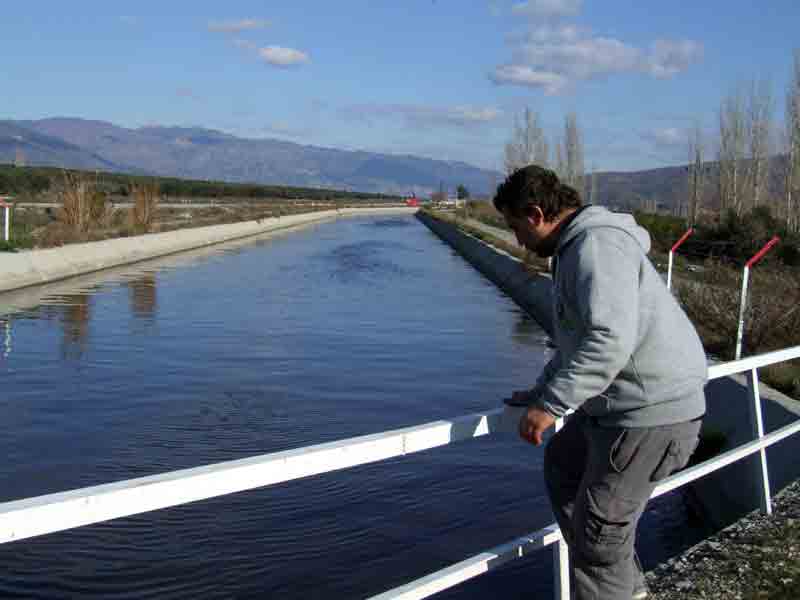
[495,165,706,600]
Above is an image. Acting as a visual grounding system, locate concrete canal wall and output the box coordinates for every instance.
[416,211,554,336]
[0,207,416,294]
[417,211,800,529]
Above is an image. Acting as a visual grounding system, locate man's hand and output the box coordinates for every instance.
[518,405,556,446]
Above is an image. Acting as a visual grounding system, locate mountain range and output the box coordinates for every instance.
[0,118,499,197]
[6,117,783,213]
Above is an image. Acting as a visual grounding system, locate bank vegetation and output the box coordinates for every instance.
[430,202,800,400]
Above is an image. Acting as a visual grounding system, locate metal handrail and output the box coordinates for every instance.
[1,346,799,599]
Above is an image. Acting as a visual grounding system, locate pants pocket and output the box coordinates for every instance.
[581,487,641,565]
[609,428,646,474]
[650,431,700,482]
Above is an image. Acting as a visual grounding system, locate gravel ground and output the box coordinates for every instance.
[646,479,800,599]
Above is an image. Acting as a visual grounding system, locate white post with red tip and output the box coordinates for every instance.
[667,228,693,291]
[0,197,13,242]
[735,236,780,360]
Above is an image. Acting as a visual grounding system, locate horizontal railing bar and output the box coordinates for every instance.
[368,525,562,600]
[708,345,800,380]
[652,417,800,497]
[371,418,800,599]
[0,409,503,545]
[2,345,799,598]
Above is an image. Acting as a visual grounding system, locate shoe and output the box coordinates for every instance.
[632,583,649,599]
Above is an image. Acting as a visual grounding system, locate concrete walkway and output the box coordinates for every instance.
[0,207,417,295]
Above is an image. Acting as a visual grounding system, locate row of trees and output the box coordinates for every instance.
[0,165,400,203]
[686,49,800,233]
[503,108,587,195]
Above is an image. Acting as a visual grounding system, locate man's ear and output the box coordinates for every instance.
[524,204,545,226]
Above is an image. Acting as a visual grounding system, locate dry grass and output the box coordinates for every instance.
[58,172,95,232]
[130,183,160,232]
[56,172,116,234]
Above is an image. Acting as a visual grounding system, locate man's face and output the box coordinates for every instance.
[502,206,553,257]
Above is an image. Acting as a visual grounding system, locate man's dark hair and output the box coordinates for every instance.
[493,164,582,221]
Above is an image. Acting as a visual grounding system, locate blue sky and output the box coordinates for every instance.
[3,1,799,173]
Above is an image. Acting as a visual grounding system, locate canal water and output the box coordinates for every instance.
[0,215,705,599]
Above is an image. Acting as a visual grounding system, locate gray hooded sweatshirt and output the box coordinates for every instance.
[533,206,707,428]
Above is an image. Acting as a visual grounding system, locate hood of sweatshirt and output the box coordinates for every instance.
[556,205,652,256]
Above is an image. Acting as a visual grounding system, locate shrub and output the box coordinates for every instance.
[58,172,94,232]
[130,183,160,232]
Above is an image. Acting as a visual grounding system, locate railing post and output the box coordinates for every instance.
[736,236,780,359]
[553,537,570,600]
[667,228,693,292]
[0,197,13,242]
[747,368,772,514]
[735,265,751,360]
[552,416,570,600]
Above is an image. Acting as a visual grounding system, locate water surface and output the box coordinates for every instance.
[0,215,704,598]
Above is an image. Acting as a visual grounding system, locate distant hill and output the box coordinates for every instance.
[3,117,789,211]
[1,118,499,196]
[592,165,688,212]
[0,121,128,172]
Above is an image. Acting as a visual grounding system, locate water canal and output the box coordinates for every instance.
[0,215,705,598]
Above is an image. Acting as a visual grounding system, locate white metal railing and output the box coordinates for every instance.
[1,346,799,599]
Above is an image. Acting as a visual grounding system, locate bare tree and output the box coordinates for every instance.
[745,78,774,209]
[786,50,800,233]
[14,148,26,168]
[687,121,705,226]
[554,139,566,182]
[589,165,598,205]
[504,107,549,174]
[564,112,585,192]
[718,87,747,216]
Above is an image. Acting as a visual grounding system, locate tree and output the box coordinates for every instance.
[564,113,585,193]
[718,87,747,216]
[14,148,26,168]
[554,139,566,182]
[687,121,706,225]
[744,78,774,209]
[456,184,470,200]
[785,49,800,233]
[504,107,549,174]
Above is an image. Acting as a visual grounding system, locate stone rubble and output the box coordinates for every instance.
[646,479,800,599]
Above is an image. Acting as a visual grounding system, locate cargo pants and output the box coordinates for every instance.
[544,411,702,599]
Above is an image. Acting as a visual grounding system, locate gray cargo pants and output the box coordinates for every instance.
[544,411,701,599]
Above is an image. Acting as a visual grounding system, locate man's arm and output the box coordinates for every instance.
[537,232,640,417]
[506,351,562,406]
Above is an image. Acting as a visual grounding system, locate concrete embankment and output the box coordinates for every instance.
[416,211,554,335]
[0,207,416,295]
[416,211,800,530]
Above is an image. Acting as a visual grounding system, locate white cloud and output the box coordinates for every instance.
[647,39,704,79]
[511,0,583,18]
[640,127,684,148]
[208,19,271,33]
[342,104,503,129]
[260,121,313,138]
[233,39,258,51]
[491,23,703,93]
[489,65,569,95]
[258,46,310,68]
